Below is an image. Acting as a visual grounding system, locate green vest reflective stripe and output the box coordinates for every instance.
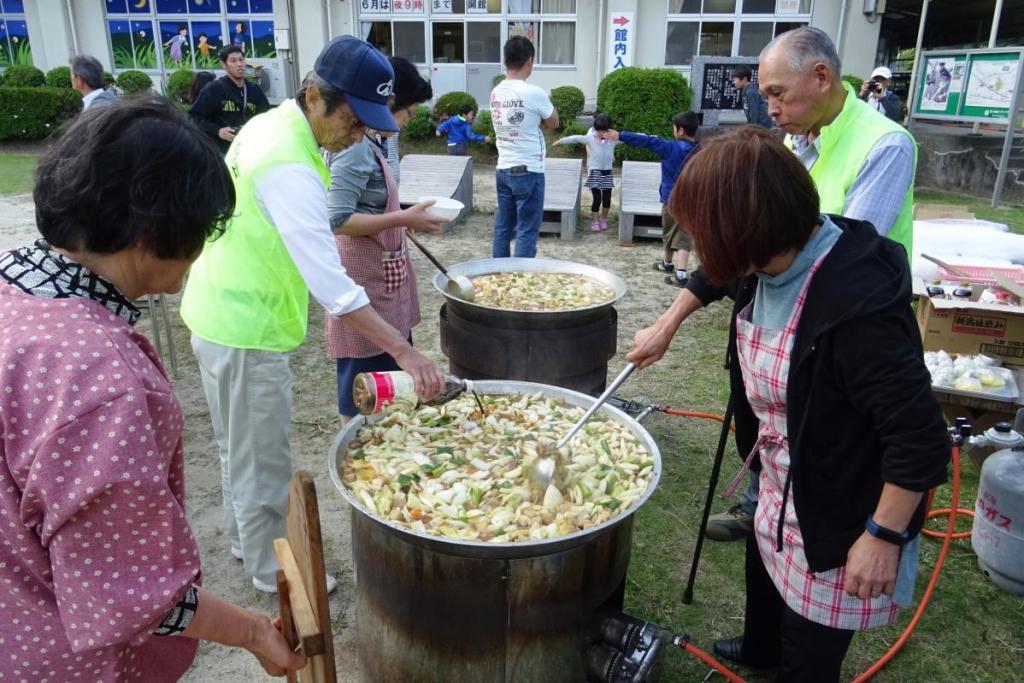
[181,102,329,352]
[786,84,916,260]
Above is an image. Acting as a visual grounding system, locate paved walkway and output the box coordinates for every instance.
[0,194,37,251]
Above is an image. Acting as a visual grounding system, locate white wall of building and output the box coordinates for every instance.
[10,1,884,108]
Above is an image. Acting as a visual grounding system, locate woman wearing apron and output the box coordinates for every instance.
[627,127,949,681]
[326,58,448,421]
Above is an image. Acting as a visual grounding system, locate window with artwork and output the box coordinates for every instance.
[0,0,31,67]
[105,0,275,75]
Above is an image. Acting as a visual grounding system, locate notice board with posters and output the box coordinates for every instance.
[690,56,761,125]
[911,48,1023,123]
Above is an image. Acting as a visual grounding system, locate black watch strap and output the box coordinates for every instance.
[865,515,911,545]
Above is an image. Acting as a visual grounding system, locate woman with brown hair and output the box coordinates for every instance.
[626,127,949,681]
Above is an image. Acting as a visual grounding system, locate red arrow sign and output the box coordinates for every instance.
[613,16,630,26]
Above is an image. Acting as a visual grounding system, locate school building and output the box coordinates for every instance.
[3,1,1021,107]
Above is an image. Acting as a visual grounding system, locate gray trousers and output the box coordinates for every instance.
[192,334,293,585]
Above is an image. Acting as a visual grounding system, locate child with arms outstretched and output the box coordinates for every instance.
[553,112,620,232]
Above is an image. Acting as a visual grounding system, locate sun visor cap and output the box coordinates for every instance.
[313,35,399,132]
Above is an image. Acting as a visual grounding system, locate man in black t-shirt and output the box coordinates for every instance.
[190,45,270,153]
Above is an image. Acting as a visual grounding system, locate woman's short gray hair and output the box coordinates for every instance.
[761,26,842,76]
[295,71,347,116]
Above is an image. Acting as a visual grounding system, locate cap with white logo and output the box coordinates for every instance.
[313,35,399,132]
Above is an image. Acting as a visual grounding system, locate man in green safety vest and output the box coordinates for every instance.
[181,36,445,594]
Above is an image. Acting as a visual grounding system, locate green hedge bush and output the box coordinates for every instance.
[558,121,589,150]
[492,73,505,87]
[597,67,692,162]
[841,74,864,93]
[550,85,585,130]
[472,110,496,151]
[167,68,194,105]
[45,66,72,88]
[404,105,434,140]
[0,86,82,140]
[116,70,153,94]
[433,91,478,121]
[2,64,46,88]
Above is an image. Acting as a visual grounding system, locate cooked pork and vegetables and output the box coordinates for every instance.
[341,392,654,542]
[469,272,615,311]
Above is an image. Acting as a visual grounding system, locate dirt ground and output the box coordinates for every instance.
[0,165,693,681]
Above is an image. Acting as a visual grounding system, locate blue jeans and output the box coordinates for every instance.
[739,469,760,515]
[493,168,545,258]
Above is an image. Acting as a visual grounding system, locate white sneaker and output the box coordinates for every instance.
[253,574,338,595]
[230,545,243,560]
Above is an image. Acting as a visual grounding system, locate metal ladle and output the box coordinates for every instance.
[529,362,638,493]
[405,230,476,301]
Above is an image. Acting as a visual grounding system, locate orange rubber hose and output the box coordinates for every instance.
[678,641,746,683]
[661,407,736,432]
[664,408,965,683]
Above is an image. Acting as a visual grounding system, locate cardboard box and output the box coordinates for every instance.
[918,297,1024,366]
[913,203,976,220]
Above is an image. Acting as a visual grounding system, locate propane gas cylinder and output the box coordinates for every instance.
[971,422,1024,595]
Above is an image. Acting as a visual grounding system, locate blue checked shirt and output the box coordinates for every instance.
[791,132,915,238]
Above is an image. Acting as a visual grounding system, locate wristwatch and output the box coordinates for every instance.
[865,515,911,545]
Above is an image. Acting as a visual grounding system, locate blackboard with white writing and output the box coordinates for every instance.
[699,62,759,111]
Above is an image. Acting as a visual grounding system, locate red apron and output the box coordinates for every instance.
[325,142,420,359]
[733,252,901,631]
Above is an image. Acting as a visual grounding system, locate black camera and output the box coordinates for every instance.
[867,78,883,93]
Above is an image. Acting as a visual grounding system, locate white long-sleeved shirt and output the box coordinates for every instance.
[555,127,620,173]
[253,103,370,317]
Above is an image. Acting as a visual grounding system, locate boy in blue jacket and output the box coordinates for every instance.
[436,104,490,156]
[606,111,699,286]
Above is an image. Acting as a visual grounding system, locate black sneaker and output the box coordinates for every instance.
[652,260,674,273]
[704,503,754,542]
[665,273,688,287]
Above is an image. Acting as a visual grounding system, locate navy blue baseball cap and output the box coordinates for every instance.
[314,35,399,132]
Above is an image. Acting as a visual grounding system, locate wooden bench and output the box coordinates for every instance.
[541,157,584,240]
[397,154,473,229]
[618,161,663,243]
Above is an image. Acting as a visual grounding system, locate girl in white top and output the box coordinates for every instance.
[553,113,620,232]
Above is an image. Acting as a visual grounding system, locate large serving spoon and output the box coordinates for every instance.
[405,230,476,301]
[529,362,638,494]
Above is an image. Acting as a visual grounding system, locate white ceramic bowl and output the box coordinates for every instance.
[418,196,464,222]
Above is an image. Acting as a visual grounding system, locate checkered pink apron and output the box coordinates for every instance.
[326,143,420,359]
[734,253,901,631]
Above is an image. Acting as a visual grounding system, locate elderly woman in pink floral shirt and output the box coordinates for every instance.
[0,99,303,681]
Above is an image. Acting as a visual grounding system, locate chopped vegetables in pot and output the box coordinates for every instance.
[470,272,615,311]
[341,393,654,542]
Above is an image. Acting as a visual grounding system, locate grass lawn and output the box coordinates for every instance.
[916,188,1024,235]
[0,154,38,196]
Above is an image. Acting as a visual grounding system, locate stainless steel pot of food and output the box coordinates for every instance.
[431,257,627,326]
[328,380,661,682]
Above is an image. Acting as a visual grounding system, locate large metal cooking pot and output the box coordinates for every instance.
[328,380,662,682]
[432,257,627,326]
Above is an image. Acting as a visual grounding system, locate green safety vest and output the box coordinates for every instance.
[787,83,916,260]
[181,102,329,352]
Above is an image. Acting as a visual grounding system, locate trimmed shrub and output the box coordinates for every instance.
[597,67,692,162]
[433,91,478,121]
[492,73,505,87]
[0,86,82,140]
[45,66,72,89]
[550,85,585,130]
[472,110,496,151]
[116,70,153,94]
[404,105,434,140]
[103,71,116,88]
[2,64,46,88]
[841,74,864,93]
[167,68,194,105]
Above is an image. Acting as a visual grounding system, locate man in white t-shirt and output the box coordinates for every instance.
[489,36,559,258]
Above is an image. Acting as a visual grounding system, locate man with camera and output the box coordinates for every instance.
[859,66,903,123]
[190,45,270,153]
